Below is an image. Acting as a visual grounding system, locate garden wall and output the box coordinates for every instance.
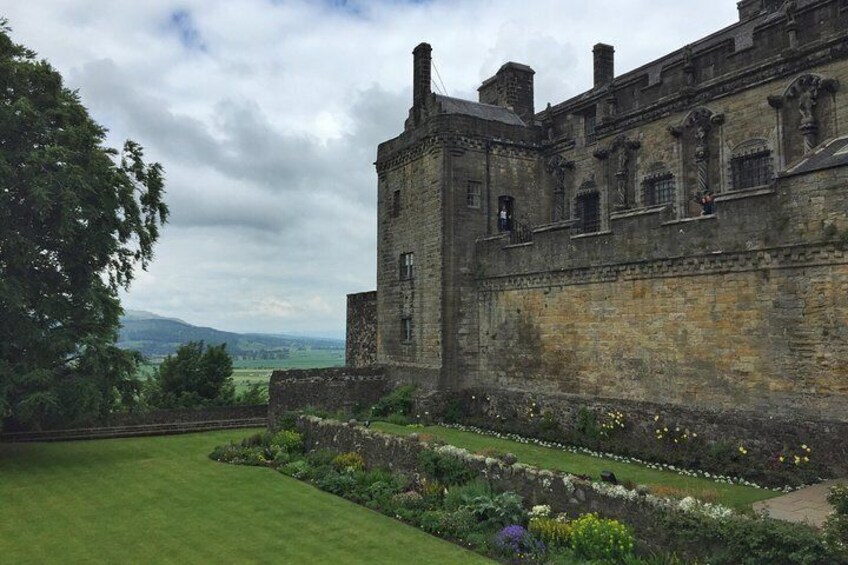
[0,404,268,442]
[295,415,732,559]
[268,367,388,425]
[422,389,848,483]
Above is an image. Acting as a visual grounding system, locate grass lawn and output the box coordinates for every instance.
[0,429,490,565]
[372,422,780,510]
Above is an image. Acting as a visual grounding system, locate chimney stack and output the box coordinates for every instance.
[412,42,432,123]
[593,43,615,88]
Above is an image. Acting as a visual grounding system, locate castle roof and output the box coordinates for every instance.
[434,94,526,126]
[783,135,848,177]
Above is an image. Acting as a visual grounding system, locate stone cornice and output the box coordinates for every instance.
[376,133,542,173]
[477,242,848,292]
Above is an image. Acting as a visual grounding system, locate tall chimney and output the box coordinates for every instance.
[593,43,615,88]
[412,43,432,116]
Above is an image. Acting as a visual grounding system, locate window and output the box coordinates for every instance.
[731,149,773,190]
[466,181,482,208]
[643,174,675,206]
[574,192,601,233]
[583,110,597,144]
[392,190,401,217]
[401,317,412,342]
[399,252,414,280]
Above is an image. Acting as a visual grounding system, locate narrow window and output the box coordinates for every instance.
[731,150,772,190]
[574,192,601,233]
[399,252,414,280]
[643,174,675,206]
[401,317,412,342]
[392,189,401,217]
[466,181,482,208]
[583,110,597,144]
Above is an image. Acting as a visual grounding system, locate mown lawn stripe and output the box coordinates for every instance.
[0,429,490,565]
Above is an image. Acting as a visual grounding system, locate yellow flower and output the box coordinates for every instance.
[779,455,785,463]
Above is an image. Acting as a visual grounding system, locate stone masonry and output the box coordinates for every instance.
[338,0,848,474]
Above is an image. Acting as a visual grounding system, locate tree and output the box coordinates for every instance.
[0,21,168,429]
[150,342,235,408]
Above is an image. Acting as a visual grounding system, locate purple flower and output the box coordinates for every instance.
[494,525,546,558]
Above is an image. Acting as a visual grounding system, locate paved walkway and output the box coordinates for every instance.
[753,478,846,528]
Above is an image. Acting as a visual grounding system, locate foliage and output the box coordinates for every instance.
[148,342,234,408]
[279,460,312,480]
[384,412,411,426]
[0,21,168,430]
[371,384,416,418]
[574,408,601,444]
[275,411,299,432]
[569,513,635,562]
[418,508,480,540]
[462,491,525,528]
[444,480,492,511]
[492,525,546,560]
[235,382,268,405]
[419,450,476,486]
[829,484,848,515]
[270,430,304,454]
[442,399,466,424]
[332,452,366,472]
[528,517,571,548]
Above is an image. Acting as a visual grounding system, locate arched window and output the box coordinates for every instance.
[729,139,773,190]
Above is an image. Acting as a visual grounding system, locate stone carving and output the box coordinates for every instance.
[785,74,840,153]
[545,154,574,221]
[683,108,723,201]
[609,136,641,209]
[682,45,696,87]
[783,0,799,48]
[544,102,555,141]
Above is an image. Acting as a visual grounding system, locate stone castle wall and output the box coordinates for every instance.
[346,291,377,368]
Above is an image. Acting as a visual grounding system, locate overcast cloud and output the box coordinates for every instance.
[2,0,738,338]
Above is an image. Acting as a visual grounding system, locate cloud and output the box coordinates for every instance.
[3,0,739,336]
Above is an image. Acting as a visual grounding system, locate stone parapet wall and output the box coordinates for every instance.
[346,291,377,368]
[429,389,848,480]
[268,368,388,425]
[295,415,728,559]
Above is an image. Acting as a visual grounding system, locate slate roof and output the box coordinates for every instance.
[434,94,526,126]
[783,136,848,176]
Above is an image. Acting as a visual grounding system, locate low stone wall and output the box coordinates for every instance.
[104,404,267,426]
[268,367,388,426]
[422,388,848,483]
[295,416,725,559]
[1,405,268,442]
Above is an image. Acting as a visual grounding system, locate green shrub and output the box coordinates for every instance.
[332,452,366,472]
[275,411,298,432]
[444,480,492,511]
[574,408,600,443]
[442,399,466,424]
[714,515,843,565]
[528,517,571,548]
[463,491,525,528]
[419,450,475,486]
[279,459,312,479]
[240,432,266,448]
[306,449,337,467]
[417,509,479,539]
[316,470,358,496]
[269,430,304,454]
[569,513,634,562]
[371,385,416,417]
[391,491,427,511]
[829,484,848,515]
[385,413,410,426]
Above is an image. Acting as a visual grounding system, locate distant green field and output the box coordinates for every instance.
[138,349,345,395]
[0,430,489,564]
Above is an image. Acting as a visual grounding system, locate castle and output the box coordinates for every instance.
[334,0,848,474]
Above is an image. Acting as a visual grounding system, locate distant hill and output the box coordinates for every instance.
[118,310,344,360]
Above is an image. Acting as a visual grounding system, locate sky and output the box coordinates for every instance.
[2,0,739,338]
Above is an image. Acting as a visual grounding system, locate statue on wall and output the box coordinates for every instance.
[545,154,574,222]
[609,136,641,210]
